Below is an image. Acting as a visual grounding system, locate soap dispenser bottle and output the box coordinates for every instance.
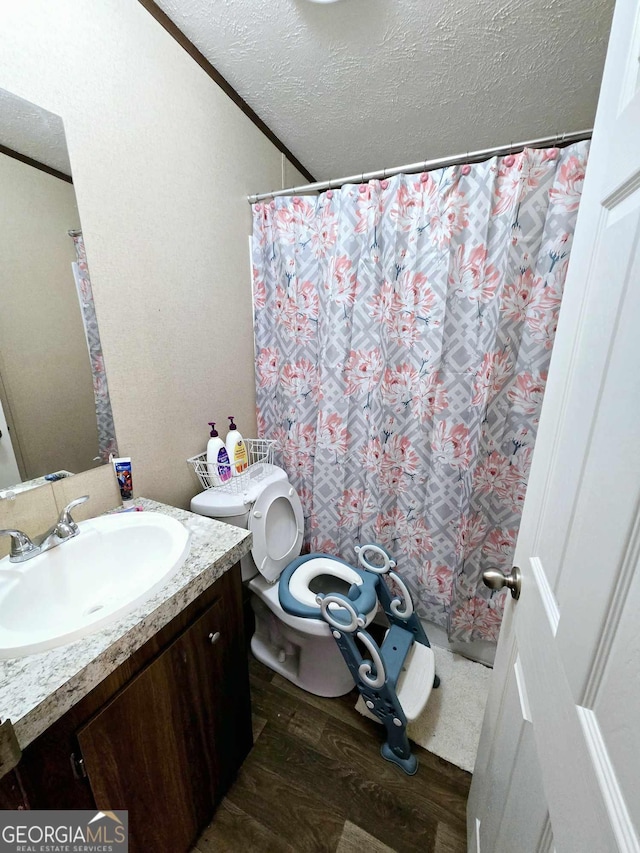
[207,422,232,486]
[225,416,248,475]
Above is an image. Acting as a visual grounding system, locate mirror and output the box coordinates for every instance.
[0,89,116,491]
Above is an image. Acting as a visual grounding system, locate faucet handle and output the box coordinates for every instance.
[57,495,90,534]
[0,529,38,562]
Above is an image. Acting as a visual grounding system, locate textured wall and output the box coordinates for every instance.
[0,89,71,175]
[0,0,295,508]
[158,0,614,181]
[0,153,99,480]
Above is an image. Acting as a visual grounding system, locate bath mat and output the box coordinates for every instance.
[355,644,491,772]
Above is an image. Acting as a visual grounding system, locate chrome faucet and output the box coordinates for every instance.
[0,495,90,563]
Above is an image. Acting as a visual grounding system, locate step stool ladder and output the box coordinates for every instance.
[315,544,439,775]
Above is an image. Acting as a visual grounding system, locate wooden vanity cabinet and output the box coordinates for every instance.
[3,564,252,853]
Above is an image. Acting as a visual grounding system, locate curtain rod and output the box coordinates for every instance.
[68,229,82,237]
[248,128,592,203]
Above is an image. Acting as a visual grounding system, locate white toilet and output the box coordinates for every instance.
[190,464,376,697]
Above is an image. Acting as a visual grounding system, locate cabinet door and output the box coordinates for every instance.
[0,770,28,810]
[77,589,250,853]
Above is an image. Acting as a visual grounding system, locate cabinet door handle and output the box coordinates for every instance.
[208,631,221,645]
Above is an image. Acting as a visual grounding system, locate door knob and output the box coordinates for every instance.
[482,566,521,600]
[208,631,221,645]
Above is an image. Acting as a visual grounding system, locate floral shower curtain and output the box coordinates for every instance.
[71,233,118,462]
[252,142,588,643]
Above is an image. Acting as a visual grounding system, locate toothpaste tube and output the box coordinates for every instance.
[112,456,133,501]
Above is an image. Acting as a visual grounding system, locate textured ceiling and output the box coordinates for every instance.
[157,0,614,185]
[0,88,71,176]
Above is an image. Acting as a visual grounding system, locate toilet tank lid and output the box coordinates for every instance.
[190,464,289,517]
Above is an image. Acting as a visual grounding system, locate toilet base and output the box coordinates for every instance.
[250,595,355,697]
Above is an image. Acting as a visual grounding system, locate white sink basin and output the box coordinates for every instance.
[0,511,190,659]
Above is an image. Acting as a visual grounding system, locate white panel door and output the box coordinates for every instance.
[468,0,640,850]
[0,396,20,489]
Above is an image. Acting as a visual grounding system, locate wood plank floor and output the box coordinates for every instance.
[193,655,471,853]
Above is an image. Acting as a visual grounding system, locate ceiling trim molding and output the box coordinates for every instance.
[0,143,73,184]
[137,0,316,183]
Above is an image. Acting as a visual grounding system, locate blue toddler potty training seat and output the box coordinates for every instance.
[279,553,378,625]
[278,543,441,777]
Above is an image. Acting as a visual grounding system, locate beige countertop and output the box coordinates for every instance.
[0,498,251,750]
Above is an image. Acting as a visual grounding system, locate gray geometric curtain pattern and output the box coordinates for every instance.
[252,142,588,643]
[71,233,118,462]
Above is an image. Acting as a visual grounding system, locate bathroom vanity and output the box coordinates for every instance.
[0,500,253,853]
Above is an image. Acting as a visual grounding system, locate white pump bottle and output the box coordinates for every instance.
[206,422,232,486]
[225,416,248,475]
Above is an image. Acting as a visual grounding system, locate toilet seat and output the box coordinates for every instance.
[279,554,379,624]
[288,558,363,608]
[249,479,304,583]
[248,574,337,637]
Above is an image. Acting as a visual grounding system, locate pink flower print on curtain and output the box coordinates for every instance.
[449,245,501,303]
[252,141,589,643]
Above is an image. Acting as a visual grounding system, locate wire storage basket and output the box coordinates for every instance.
[187,438,275,493]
